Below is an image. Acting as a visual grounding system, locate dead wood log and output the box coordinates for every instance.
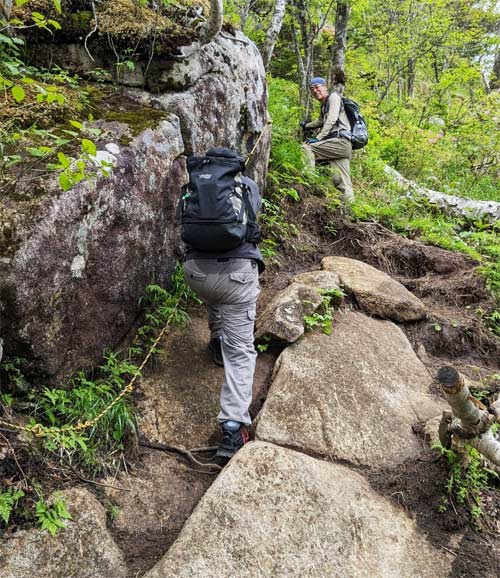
[385,165,500,223]
[437,366,500,470]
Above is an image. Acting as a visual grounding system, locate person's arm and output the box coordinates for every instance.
[316,93,341,140]
[304,118,323,129]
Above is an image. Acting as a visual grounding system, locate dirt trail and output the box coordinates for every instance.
[108,215,500,577]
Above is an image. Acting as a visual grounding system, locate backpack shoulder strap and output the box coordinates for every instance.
[235,177,257,223]
[323,92,343,126]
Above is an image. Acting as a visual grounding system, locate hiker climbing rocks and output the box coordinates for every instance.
[179,147,264,461]
[301,77,354,203]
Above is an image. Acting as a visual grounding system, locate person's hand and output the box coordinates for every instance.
[305,138,318,144]
[300,120,308,128]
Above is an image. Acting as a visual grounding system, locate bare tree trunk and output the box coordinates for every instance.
[491,46,500,91]
[292,0,315,114]
[261,0,287,69]
[407,57,415,99]
[239,0,253,30]
[385,165,500,223]
[291,21,308,114]
[201,0,223,43]
[0,0,12,21]
[329,0,349,84]
[437,366,500,471]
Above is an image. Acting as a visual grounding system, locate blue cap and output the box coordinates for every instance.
[309,77,326,87]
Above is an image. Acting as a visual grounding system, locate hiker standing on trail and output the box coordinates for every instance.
[179,147,264,461]
[301,77,354,203]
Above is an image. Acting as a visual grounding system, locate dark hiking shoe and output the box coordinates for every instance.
[208,336,223,366]
[216,421,249,460]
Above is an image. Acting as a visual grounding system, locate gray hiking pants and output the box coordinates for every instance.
[183,258,260,425]
[303,137,353,202]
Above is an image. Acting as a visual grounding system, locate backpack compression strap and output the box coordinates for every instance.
[234,174,258,221]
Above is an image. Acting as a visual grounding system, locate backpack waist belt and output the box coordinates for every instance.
[323,129,352,141]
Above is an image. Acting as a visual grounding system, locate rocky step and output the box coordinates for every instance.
[144,441,454,578]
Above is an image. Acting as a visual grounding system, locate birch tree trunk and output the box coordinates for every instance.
[437,366,500,470]
[261,0,287,69]
[291,21,309,115]
[385,165,500,223]
[199,0,223,44]
[407,57,416,99]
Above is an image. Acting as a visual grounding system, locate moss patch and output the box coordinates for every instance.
[95,93,168,144]
[13,0,206,53]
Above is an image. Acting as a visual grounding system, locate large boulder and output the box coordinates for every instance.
[1,117,184,381]
[144,441,453,578]
[322,256,426,322]
[126,31,270,189]
[0,32,269,382]
[254,282,323,343]
[291,269,342,293]
[0,488,128,578]
[256,310,444,467]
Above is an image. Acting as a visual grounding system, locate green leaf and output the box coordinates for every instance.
[0,77,14,89]
[61,130,79,137]
[48,19,62,30]
[31,11,46,23]
[58,173,73,191]
[52,0,62,14]
[69,120,84,130]
[14,0,30,5]
[0,33,14,46]
[27,147,47,157]
[11,85,25,103]
[81,139,97,156]
[4,62,20,75]
[57,152,71,168]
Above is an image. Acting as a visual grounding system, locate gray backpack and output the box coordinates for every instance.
[342,98,369,150]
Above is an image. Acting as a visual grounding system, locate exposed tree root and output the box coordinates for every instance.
[139,440,222,473]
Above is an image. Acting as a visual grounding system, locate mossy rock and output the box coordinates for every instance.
[13,0,208,54]
[93,91,168,144]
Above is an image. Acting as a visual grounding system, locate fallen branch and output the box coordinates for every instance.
[385,165,500,223]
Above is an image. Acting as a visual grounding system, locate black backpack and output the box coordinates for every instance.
[178,147,261,252]
[342,98,369,150]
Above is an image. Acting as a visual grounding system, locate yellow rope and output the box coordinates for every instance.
[246,119,272,164]
[0,294,183,439]
[1,126,271,440]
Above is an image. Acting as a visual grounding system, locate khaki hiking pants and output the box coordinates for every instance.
[303,137,353,202]
[183,258,260,425]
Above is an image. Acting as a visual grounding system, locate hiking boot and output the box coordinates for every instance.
[216,420,249,460]
[208,336,223,366]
